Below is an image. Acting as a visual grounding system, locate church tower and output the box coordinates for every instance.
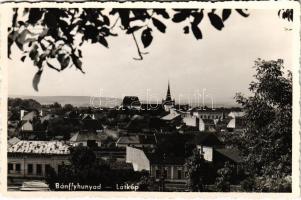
[165,81,172,102]
[162,80,175,112]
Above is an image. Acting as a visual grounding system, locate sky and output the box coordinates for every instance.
[8,9,294,106]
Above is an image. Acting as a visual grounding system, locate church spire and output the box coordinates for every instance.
[165,80,172,101]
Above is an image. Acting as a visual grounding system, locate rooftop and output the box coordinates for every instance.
[146,152,186,165]
[8,141,70,155]
[161,112,180,121]
[215,148,244,163]
[81,119,103,131]
[117,135,156,145]
[70,130,106,142]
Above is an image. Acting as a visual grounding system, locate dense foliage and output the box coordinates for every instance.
[215,162,234,192]
[236,59,292,192]
[185,149,208,191]
[8,98,41,110]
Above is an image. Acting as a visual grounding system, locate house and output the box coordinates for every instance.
[199,118,217,132]
[123,115,153,132]
[213,148,244,165]
[21,110,38,121]
[182,114,219,132]
[213,148,244,178]
[126,146,187,191]
[147,153,187,191]
[8,137,21,148]
[7,141,70,183]
[187,132,223,162]
[160,109,183,130]
[182,115,198,127]
[40,114,58,123]
[126,146,150,171]
[122,96,141,110]
[116,135,156,148]
[228,111,245,119]
[161,111,182,126]
[70,130,106,148]
[21,121,33,131]
[18,131,48,140]
[81,119,103,132]
[192,109,224,121]
[81,113,95,120]
[227,116,246,132]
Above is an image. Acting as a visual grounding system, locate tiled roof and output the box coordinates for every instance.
[41,114,58,123]
[227,117,246,129]
[161,112,180,121]
[70,131,106,142]
[125,115,150,130]
[8,141,70,155]
[20,120,32,126]
[187,132,222,146]
[146,152,186,165]
[228,111,245,118]
[117,136,140,144]
[117,135,156,145]
[109,162,134,170]
[22,111,37,120]
[215,148,244,163]
[8,137,21,146]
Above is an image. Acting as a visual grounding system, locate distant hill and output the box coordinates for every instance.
[9,95,239,108]
[9,95,122,108]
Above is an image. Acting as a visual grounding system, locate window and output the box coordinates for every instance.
[8,163,13,172]
[87,140,97,148]
[58,165,63,174]
[36,164,42,175]
[45,164,51,174]
[155,170,160,178]
[177,170,182,179]
[27,164,33,174]
[15,164,21,172]
[163,169,168,179]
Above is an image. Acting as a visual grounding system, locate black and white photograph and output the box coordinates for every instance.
[2,1,300,196]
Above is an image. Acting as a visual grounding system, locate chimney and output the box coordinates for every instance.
[196,117,200,129]
[20,110,25,120]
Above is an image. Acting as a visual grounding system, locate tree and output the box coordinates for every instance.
[47,117,80,139]
[8,8,251,91]
[235,59,292,192]
[70,146,97,171]
[137,173,155,191]
[8,98,41,110]
[215,162,234,192]
[63,104,74,112]
[185,148,207,191]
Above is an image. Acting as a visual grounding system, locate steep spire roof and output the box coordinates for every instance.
[165,80,172,101]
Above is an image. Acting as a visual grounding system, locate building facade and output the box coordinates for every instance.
[7,141,70,185]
